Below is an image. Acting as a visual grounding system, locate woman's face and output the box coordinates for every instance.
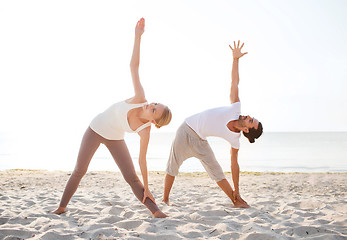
[142,102,165,122]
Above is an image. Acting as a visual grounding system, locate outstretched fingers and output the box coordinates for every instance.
[231,41,245,50]
[230,41,247,59]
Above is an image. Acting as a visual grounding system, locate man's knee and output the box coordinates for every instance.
[216,178,227,184]
[165,173,176,180]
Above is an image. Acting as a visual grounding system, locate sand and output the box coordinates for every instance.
[0,170,346,240]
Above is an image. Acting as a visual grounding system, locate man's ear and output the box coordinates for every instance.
[242,127,249,133]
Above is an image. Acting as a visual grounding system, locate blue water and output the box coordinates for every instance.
[0,132,346,173]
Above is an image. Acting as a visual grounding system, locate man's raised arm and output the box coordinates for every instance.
[229,41,247,104]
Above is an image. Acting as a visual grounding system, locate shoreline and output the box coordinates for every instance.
[2,168,347,175]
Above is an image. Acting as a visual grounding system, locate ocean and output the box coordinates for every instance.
[0,132,346,173]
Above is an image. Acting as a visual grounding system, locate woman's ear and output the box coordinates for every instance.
[242,127,249,133]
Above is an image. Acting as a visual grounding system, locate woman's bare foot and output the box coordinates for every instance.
[53,206,66,215]
[153,210,168,218]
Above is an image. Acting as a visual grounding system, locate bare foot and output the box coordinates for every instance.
[162,198,170,205]
[53,206,66,215]
[153,210,168,218]
[233,202,250,208]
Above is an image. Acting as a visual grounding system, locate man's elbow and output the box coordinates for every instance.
[231,162,239,172]
[230,150,239,166]
[231,159,238,167]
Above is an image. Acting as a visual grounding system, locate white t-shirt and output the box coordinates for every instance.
[185,102,241,149]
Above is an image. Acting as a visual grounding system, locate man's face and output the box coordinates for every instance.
[239,115,259,129]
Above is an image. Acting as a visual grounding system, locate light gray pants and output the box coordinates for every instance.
[58,127,159,214]
[166,122,226,182]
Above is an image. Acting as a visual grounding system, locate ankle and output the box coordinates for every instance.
[153,210,168,218]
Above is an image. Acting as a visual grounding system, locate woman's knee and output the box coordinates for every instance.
[72,168,87,179]
[124,173,141,186]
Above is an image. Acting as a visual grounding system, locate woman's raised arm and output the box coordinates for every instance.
[129,18,146,103]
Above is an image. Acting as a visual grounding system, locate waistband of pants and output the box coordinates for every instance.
[181,121,206,141]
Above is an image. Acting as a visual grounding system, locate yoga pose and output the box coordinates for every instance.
[54,18,172,218]
[163,41,262,208]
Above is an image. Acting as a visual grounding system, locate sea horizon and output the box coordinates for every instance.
[0,131,346,173]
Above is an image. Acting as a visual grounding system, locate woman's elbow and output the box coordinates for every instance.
[138,157,146,164]
[130,62,139,69]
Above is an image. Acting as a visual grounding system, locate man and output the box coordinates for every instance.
[163,41,263,208]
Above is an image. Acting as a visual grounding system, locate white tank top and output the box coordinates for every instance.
[185,102,241,149]
[89,101,151,140]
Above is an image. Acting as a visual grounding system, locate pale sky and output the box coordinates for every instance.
[1,0,347,138]
[1,0,346,170]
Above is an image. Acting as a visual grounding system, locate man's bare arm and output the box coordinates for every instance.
[231,147,250,208]
[230,147,240,194]
[229,41,247,104]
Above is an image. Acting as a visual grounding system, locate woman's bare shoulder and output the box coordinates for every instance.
[126,96,147,104]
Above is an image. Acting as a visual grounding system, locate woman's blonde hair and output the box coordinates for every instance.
[155,106,172,128]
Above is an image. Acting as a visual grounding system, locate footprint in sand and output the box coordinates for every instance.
[288,201,326,210]
[241,232,278,240]
[101,206,123,216]
[120,211,134,218]
[101,215,122,224]
[287,226,332,238]
[115,220,143,230]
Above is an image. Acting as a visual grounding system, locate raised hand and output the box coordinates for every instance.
[135,18,145,37]
[229,40,248,59]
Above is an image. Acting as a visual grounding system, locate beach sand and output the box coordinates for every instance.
[0,170,346,240]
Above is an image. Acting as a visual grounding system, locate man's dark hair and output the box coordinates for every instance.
[243,122,263,143]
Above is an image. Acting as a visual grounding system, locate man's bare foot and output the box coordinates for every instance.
[162,198,170,205]
[53,206,66,215]
[233,201,250,208]
[153,210,168,218]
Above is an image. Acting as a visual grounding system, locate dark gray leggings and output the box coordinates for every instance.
[58,127,159,214]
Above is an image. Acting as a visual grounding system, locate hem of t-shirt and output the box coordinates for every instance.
[184,120,207,140]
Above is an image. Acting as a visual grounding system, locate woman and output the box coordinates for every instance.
[54,18,172,218]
